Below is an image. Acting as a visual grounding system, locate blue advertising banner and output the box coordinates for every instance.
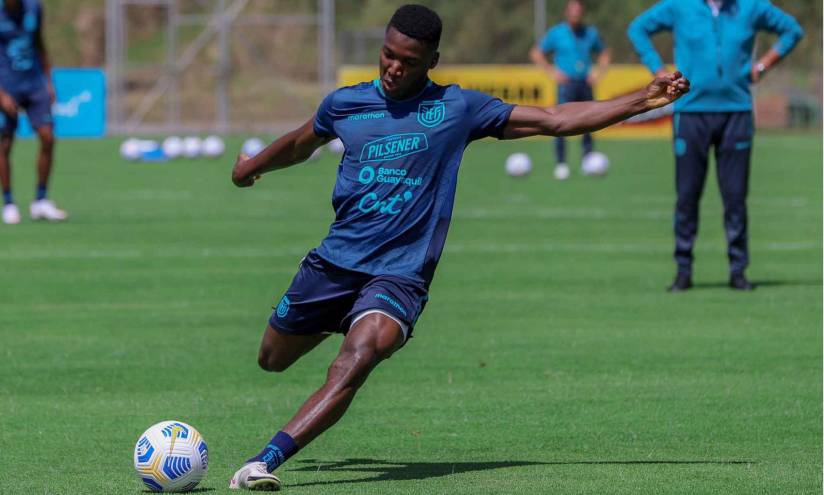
[16,68,105,138]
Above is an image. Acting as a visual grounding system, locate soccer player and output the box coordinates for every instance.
[228,4,688,490]
[530,0,610,180]
[0,0,65,225]
[628,0,803,291]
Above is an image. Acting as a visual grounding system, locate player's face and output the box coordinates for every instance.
[565,1,584,29]
[379,27,439,100]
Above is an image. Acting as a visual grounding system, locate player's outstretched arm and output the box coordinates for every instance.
[502,71,689,140]
[231,116,330,187]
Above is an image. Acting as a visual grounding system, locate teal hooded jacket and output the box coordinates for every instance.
[628,0,803,112]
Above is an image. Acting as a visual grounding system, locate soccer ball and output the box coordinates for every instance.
[134,420,208,493]
[202,135,225,158]
[182,137,202,158]
[308,147,323,161]
[241,137,265,157]
[505,152,532,177]
[327,138,344,154]
[120,138,141,161]
[581,151,609,176]
[162,136,184,159]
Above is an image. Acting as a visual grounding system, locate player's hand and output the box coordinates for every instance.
[231,153,261,188]
[555,69,570,84]
[750,65,763,84]
[0,91,17,115]
[645,71,690,110]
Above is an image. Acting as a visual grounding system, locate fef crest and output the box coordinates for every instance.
[417,100,445,128]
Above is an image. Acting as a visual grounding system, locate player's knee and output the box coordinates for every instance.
[39,132,54,152]
[257,347,291,373]
[329,347,379,387]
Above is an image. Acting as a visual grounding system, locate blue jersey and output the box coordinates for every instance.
[312,79,514,285]
[539,23,604,81]
[628,0,803,112]
[0,0,44,94]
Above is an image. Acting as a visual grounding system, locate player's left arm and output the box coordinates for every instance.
[33,5,54,104]
[231,117,330,187]
[750,1,804,83]
[502,71,689,139]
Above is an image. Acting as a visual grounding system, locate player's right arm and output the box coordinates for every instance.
[502,71,689,139]
[231,116,330,188]
[627,0,676,76]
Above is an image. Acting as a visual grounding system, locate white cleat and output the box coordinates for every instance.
[553,163,570,180]
[229,462,282,491]
[2,203,20,224]
[30,199,68,221]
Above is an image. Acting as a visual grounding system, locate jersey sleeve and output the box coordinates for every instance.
[313,91,337,138]
[462,90,515,142]
[754,0,804,57]
[538,28,556,54]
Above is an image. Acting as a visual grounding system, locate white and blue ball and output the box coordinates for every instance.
[134,420,208,493]
[581,151,610,176]
[505,152,532,177]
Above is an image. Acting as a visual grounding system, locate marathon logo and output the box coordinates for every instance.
[360,133,429,163]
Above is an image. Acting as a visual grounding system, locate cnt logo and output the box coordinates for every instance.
[417,100,445,128]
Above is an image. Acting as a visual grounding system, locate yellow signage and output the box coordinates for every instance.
[338,64,673,138]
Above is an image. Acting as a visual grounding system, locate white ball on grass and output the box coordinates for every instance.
[120,138,141,161]
[182,136,202,158]
[581,151,610,176]
[162,136,184,159]
[242,138,266,157]
[202,135,225,158]
[505,152,532,177]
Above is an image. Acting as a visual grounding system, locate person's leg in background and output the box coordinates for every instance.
[715,111,754,290]
[669,112,713,291]
[553,82,571,180]
[580,82,595,157]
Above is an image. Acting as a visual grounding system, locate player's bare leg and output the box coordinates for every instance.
[29,124,66,221]
[0,134,19,224]
[230,314,404,490]
[257,325,329,372]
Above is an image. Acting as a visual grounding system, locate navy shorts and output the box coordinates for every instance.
[269,250,429,341]
[0,85,53,134]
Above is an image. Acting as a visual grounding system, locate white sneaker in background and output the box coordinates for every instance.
[2,203,20,224]
[30,199,68,221]
[554,163,570,180]
[229,461,281,491]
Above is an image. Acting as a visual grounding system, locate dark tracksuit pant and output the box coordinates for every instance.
[672,111,753,275]
[555,80,594,163]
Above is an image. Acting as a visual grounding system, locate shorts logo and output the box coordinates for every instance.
[375,293,407,316]
[417,100,445,128]
[276,295,290,318]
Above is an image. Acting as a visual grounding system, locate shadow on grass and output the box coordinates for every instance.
[287,458,755,487]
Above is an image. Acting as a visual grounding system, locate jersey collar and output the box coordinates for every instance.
[373,78,433,103]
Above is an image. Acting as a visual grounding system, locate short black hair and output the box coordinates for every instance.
[387,4,442,48]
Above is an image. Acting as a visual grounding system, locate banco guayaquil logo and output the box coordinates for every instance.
[417,100,445,128]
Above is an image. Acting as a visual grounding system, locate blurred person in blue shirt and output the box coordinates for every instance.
[530,0,610,180]
[628,0,803,291]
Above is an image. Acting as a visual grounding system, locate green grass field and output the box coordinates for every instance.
[0,134,821,494]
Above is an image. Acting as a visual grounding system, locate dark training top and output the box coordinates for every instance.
[0,0,45,94]
[312,79,514,285]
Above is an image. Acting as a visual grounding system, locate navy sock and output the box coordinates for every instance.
[246,431,299,473]
[36,184,47,201]
[2,190,12,205]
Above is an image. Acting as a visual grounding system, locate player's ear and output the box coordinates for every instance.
[429,51,440,70]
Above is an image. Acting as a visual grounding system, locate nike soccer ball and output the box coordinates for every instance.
[134,420,208,492]
[162,136,184,159]
[581,151,609,176]
[505,152,532,177]
[202,135,225,158]
[242,137,265,157]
